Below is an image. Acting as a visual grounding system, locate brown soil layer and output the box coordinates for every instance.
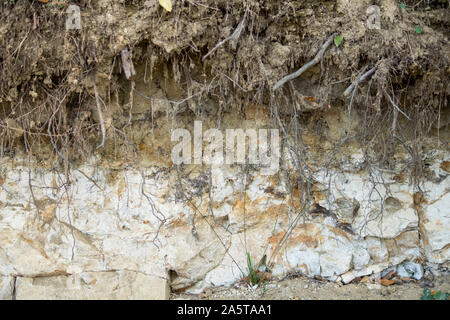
[0,0,448,162]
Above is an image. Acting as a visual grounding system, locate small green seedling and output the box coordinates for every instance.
[421,288,449,300]
[334,34,344,47]
[244,253,270,286]
[414,26,423,34]
[246,253,260,285]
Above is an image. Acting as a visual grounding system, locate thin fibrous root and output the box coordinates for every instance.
[384,88,411,121]
[202,16,246,61]
[91,72,106,149]
[272,32,338,91]
[343,67,376,97]
[120,47,136,79]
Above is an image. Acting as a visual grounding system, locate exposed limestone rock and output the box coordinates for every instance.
[353,207,418,239]
[315,171,419,239]
[0,276,14,300]
[421,177,450,264]
[365,237,388,263]
[397,262,423,280]
[0,137,448,297]
[15,271,168,300]
[161,217,230,291]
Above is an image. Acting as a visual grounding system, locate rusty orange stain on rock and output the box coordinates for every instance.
[117,177,126,198]
[212,201,223,209]
[269,223,323,249]
[166,216,189,229]
[413,192,427,206]
[138,143,146,151]
[290,186,303,209]
[288,223,323,248]
[267,175,279,189]
[268,231,286,245]
[40,203,56,223]
[290,232,321,248]
[21,236,50,259]
[231,198,288,226]
[261,203,288,219]
[51,177,58,189]
[395,231,420,249]
[440,161,450,173]
[312,191,325,202]
[232,198,258,217]
[393,172,406,183]
[326,225,351,240]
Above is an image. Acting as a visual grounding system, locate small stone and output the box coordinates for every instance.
[401,262,423,280]
[419,279,434,288]
[381,266,397,278]
[380,278,396,286]
[381,288,391,296]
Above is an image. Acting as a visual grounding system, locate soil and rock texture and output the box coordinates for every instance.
[0,0,449,299]
[172,274,450,300]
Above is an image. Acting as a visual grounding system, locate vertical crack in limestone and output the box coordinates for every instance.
[414,192,430,263]
[11,276,17,300]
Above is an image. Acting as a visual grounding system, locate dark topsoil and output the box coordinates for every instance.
[0,0,448,164]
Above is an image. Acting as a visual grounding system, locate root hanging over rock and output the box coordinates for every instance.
[0,0,447,170]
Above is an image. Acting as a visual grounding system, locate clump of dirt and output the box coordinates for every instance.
[0,0,448,170]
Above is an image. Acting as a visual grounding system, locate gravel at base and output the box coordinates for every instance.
[171,274,450,300]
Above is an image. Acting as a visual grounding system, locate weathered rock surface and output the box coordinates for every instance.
[420,177,450,264]
[0,276,14,300]
[15,271,168,300]
[1,146,448,298]
[0,108,448,298]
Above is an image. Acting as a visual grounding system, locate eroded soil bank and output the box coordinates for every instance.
[0,0,449,299]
